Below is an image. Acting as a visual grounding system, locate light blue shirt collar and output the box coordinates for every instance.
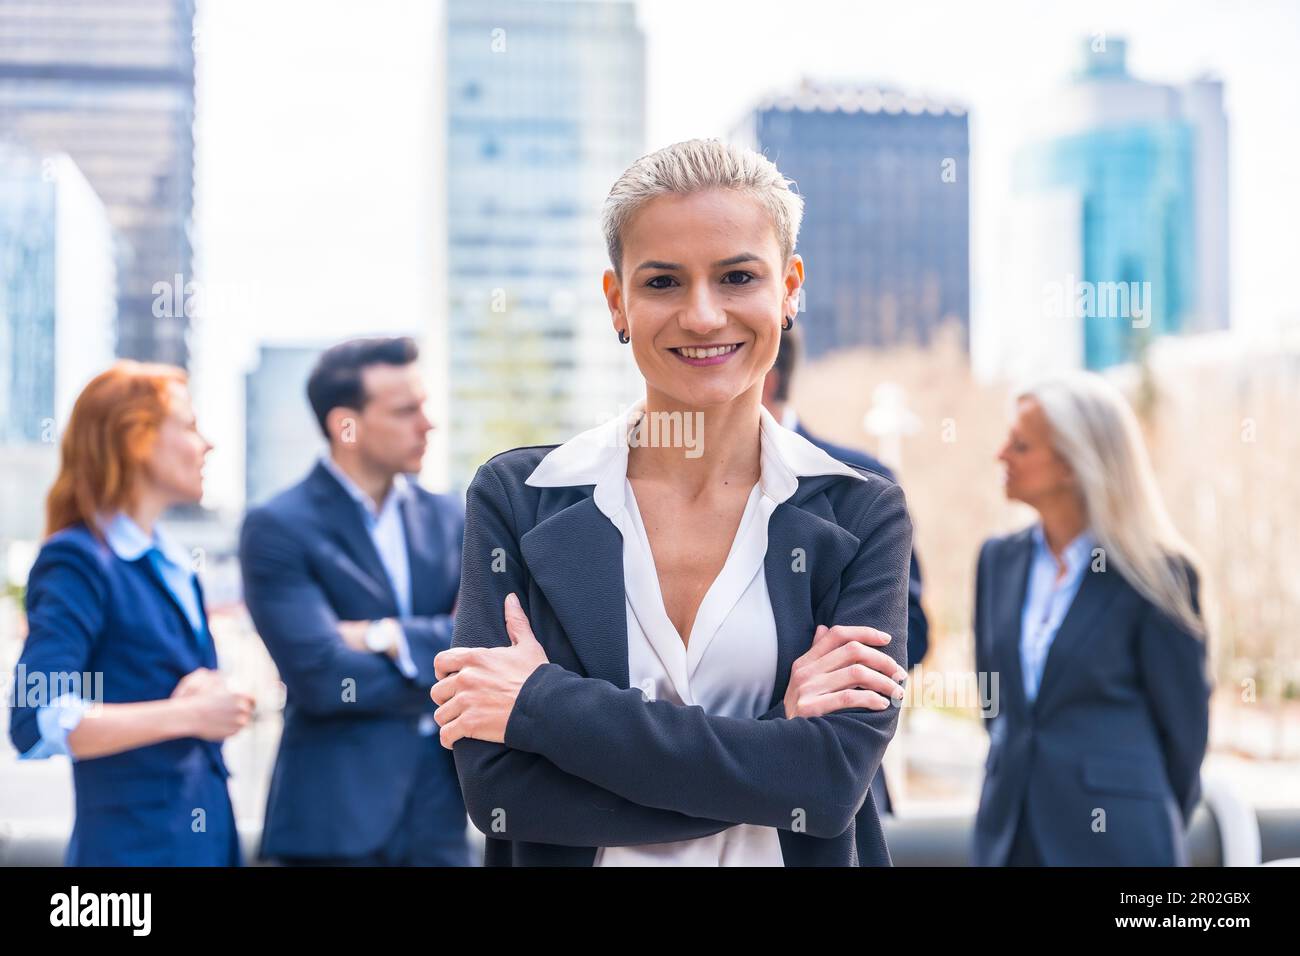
[97,510,207,641]
[320,454,413,520]
[1029,523,1096,574]
[99,511,190,570]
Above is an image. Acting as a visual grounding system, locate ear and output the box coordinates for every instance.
[782,254,805,319]
[325,405,360,448]
[603,268,626,334]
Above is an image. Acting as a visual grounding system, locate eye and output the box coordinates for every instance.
[721,271,755,285]
[645,275,678,290]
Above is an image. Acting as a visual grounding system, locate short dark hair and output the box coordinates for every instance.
[306,336,419,439]
[769,326,801,403]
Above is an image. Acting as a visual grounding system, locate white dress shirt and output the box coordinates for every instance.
[525,399,868,866]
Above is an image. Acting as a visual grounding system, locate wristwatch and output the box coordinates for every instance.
[364,618,401,654]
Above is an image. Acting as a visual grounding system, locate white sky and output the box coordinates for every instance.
[192,0,1300,510]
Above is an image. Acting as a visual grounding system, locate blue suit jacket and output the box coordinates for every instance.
[972,529,1212,866]
[239,462,465,860]
[9,524,239,866]
[794,423,929,825]
[451,445,913,866]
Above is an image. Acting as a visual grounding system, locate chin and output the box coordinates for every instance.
[667,379,749,410]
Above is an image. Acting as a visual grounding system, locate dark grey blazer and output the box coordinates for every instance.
[450,444,913,866]
[972,528,1212,866]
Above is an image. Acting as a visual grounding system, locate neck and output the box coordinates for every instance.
[329,450,395,510]
[628,384,763,497]
[1036,494,1088,558]
[124,490,169,536]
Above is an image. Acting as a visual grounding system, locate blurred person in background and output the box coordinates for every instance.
[762,329,929,832]
[973,370,1212,866]
[8,362,250,866]
[239,337,468,866]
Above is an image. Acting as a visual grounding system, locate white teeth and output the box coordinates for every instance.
[677,344,738,359]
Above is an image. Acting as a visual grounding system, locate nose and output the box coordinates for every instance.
[677,281,727,336]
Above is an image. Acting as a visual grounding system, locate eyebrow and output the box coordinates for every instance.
[633,252,763,272]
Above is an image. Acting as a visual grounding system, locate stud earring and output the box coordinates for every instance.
[617,328,630,344]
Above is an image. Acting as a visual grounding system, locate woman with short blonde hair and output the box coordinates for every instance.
[431,139,914,867]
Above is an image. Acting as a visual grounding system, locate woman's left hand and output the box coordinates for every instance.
[431,592,549,749]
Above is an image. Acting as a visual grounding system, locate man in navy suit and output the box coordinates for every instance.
[762,331,929,830]
[239,337,468,865]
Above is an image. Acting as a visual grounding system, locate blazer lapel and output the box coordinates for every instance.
[307,462,399,612]
[191,574,218,667]
[400,493,439,616]
[994,533,1033,720]
[1032,559,1123,712]
[763,480,863,710]
[134,557,208,659]
[521,495,629,689]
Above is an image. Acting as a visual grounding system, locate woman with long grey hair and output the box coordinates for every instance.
[973,369,1213,866]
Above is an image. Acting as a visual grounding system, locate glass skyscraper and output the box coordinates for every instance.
[444,0,644,487]
[744,79,971,361]
[0,0,196,368]
[0,143,114,445]
[1002,38,1228,374]
[244,344,326,507]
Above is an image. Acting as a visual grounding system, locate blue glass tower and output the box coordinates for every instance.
[1009,38,1224,371]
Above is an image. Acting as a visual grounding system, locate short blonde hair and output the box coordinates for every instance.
[602,138,805,277]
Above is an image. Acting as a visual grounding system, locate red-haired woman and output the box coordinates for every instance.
[8,361,252,866]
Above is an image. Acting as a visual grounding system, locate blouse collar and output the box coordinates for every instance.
[525,398,868,519]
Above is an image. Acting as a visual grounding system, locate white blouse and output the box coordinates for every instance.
[524,399,867,866]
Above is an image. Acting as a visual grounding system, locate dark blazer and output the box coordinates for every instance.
[451,444,913,866]
[795,422,930,822]
[972,528,1212,866]
[9,524,239,866]
[239,461,465,861]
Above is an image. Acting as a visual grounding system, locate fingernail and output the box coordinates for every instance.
[506,592,520,610]
[893,672,908,683]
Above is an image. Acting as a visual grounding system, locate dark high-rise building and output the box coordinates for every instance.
[0,0,196,367]
[742,79,970,360]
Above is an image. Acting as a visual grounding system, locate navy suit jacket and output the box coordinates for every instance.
[451,445,913,866]
[9,524,238,866]
[795,423,929,824]
[972,529,1212,866]
[239,462,465,860]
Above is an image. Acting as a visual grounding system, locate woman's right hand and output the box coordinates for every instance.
[782,624,908,719]
[174,676,254,741]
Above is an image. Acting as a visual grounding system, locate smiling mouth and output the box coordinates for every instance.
[669,343,743,366]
